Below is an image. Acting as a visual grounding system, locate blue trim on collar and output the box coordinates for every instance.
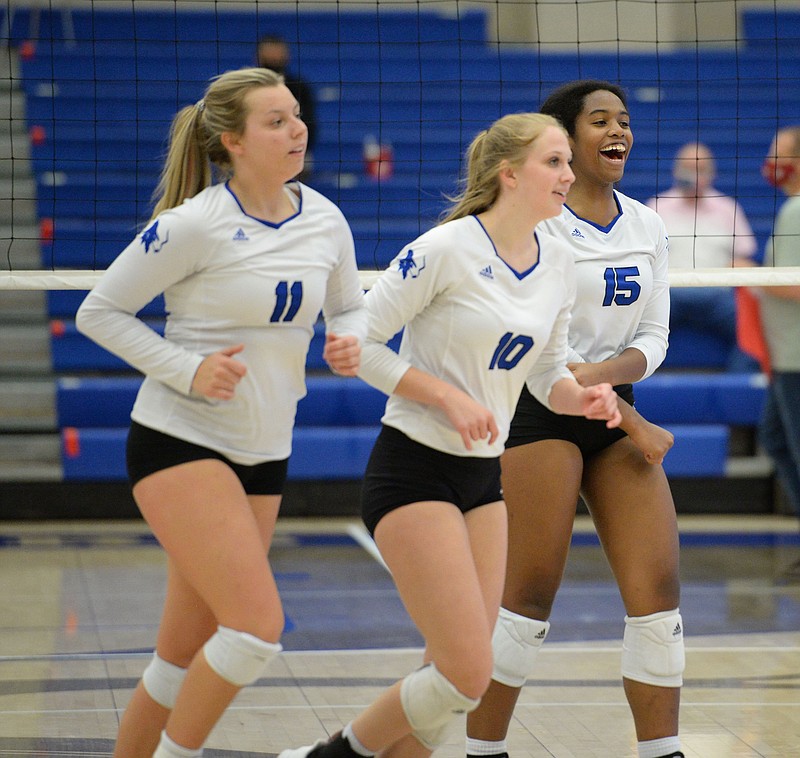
[565,190,623,233]
[472,215,541,280]
[225,181,303,228]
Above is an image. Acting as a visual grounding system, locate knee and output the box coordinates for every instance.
[142,653,187,708]
[504,586,556,621]
[622,608,685,688]
[491,606,550,687]
[203,625,282,687]
[649,572,681,610]
[437,645,494,700]
[401,662,484,751]
[401,662,481,728]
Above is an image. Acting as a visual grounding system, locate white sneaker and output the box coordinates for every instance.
[278,739,328,758]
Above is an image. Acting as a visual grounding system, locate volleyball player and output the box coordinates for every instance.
[465,81,685,758]
[75,67,367,758]
[279,114,621,758]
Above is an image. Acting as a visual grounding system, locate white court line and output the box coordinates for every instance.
[3,700,800,718]
[345,522,389,572]
[3,645,798,663]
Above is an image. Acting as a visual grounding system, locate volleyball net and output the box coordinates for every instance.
[0,0,798,291]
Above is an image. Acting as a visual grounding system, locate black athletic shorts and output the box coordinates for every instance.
[126,421,289,495]
[505,383,634,459]
[361,424,503,535]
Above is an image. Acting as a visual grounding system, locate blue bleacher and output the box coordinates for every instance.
[13,4,795,485]
[55,369,766,481]
[57,375,387,481]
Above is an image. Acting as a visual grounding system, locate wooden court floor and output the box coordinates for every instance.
[0,515,798,757]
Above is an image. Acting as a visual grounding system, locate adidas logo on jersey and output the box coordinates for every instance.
[233,228,249,241]
[672,622,682,637]
[479,265,494,280]
[534,628,547,640]
[571,228,585,239]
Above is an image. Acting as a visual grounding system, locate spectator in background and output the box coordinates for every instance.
[257,34,318,178]
[648,142,759,371]
[757,125,800,579]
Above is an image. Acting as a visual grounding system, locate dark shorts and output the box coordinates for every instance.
[361,424,503,535]
[505,383,634,460]
[126,421,289,495]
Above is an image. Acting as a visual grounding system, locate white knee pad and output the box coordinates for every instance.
[622,609,685,688]
[142,653,187,709]
[400,662,480,736]
[491,606,550,687]
[411,717,459,752]
[203,625,281,687]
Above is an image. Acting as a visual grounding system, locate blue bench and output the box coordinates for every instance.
[54,370,763,481]
[636,372,767,426]
[58,375,388,481]
[61,425,382,481]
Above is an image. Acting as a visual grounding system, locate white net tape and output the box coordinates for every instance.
[2,267,800,291]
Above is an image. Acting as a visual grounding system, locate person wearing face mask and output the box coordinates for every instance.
[647,142,758,371]
[257,34,318,177]
[756,125,800,580]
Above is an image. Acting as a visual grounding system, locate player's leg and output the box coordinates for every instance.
[282,499,502,758]
[134,459,283,756]
[582,437,683,758]
[466,439,583,757]
[378,499,508,758]
[113,560,217,758]
[760,375,800,516]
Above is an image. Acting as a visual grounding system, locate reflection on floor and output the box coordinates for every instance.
[0,515,798,756]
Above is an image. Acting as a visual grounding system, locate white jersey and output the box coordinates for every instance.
[358,215,576,458]
[76,181,368,465]
[539,190,670,379]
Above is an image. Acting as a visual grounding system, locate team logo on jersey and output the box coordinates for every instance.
[233,228,249,241]
[479,265,494,280]
[140,220,169,253]
[571,227,585,239]
[397,248,426,279]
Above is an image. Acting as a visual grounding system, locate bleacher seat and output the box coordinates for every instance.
[636,372,767,426]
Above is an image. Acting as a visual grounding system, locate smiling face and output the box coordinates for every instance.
[569,89,632,187]
[224,84,308,183]
[511,125,575,222]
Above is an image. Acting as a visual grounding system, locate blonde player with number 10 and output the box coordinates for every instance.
[279,113,621,758]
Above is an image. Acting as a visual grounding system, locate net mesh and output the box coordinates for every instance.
[0,0,798,289]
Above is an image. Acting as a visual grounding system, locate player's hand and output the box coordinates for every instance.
[440,388,499,451]
[323,333,361,376]
[191,344,247,400]
[568,361,607,387]
[627,417,674,465]
[580,383,622,428]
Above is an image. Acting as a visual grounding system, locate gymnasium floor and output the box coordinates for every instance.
[0,515,798,757]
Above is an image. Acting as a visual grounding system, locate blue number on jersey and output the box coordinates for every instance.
[270,280,304,322]
[489,332,534,370]
[602,266,641,306]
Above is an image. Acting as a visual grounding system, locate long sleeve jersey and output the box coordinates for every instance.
[540,190,670,380]
[358,215,576,458]
[76,181,368,465]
